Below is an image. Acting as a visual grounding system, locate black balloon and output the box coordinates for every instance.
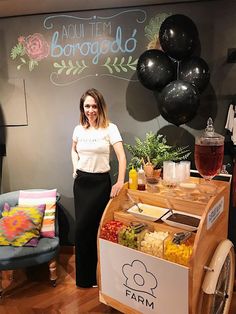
[179,56,210,93]
[158,80,199,126]
[159,14,199,61]
[137,49,175,90]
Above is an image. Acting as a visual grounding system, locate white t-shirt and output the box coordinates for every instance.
[72,123,122,173]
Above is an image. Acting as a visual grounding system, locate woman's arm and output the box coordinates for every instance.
[110,141,127,198]
[71,140,79,178]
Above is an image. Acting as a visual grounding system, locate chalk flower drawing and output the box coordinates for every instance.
[11,33,49,71]
[145,13,171,50]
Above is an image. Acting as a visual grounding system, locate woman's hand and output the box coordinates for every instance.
[110,181,124,198]
[71,141,79,179]
[111,141,126,198]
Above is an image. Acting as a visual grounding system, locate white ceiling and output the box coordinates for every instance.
[0,0,199,18]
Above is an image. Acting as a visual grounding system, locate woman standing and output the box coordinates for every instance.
[71,88,126,288]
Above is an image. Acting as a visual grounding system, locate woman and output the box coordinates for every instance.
[71,88,126,288]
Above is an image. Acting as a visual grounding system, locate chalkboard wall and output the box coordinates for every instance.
[0,0,236,245]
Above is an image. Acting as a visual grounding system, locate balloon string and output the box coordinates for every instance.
[177,61,180,80]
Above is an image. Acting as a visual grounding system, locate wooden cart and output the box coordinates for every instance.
[97,177,235,314]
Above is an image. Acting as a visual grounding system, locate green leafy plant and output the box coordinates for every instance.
[125,132,191,170]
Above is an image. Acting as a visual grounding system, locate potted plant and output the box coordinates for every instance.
[125,132,191,178]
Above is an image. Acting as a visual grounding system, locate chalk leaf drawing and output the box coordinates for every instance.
[53,60,88,75]
[103,56,138,74]
[11,33,49,71]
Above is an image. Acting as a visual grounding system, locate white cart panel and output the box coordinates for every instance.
[99,239,189,314]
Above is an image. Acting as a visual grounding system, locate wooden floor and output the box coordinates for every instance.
[0,248,235,314]
[0,248,122,314]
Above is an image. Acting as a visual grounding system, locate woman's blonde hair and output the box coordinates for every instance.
[80,88,109,128]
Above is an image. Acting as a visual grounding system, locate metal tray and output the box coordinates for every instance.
[127,203,170,221]
[161,210,200,231]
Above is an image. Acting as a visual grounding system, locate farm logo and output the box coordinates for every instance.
[122,259,157,310]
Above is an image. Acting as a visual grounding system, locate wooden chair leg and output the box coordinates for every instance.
[48,258,57,287]
[8,270,14,281]
[0,270,3,298]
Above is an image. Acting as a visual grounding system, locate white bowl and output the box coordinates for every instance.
[127,203,170,221]
[161,210,200,231]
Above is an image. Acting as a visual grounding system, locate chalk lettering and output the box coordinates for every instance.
[89,21,112,37]
[61,24,85,40]
[51,32,63,57]
[80,42,90,56]
[100,40,110,55]
[125,29,137,52]
[63,44,76,56]
[61,26,68,40]
[103,22,112,35]
[50,26,137,64]
[95,22,104,36]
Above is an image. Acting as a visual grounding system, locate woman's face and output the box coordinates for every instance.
[83,95,98,126]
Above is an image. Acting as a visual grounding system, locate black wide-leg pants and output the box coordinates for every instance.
[73,170,111,287]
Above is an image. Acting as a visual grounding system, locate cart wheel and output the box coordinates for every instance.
[202,240,235,314]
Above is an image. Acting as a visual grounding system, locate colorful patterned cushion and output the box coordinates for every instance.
[0,204,45,247]
[18,189,57,238]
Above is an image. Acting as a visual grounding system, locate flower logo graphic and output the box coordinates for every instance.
[11,33,50,71]
[122,259,158,297]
